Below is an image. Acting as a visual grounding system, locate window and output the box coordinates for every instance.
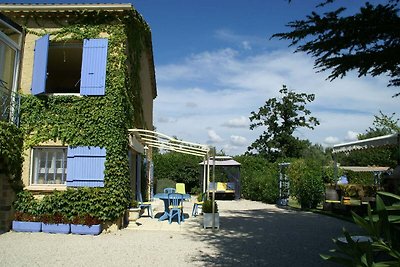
[31,35,108,96]
[31,146,106,187]
[0,14,22,124]
[31,147,67,185]
[46,41,83,94]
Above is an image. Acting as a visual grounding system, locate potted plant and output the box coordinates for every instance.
[41,213,70,234]
[126,200,141,227]
[202,199,219,229]
[71,214,102,235]
[12,191,42,232]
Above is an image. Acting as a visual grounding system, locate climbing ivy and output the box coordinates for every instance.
[18,9,153,222]
[0,121,24,191]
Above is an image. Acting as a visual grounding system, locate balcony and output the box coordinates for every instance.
[0,80,21,127]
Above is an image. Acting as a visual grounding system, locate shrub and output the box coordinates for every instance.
[153,152,200,193]
[234,155,279,203]
[155,178,176,194]
[13,191,40,216]
[288,159,325,209]
[130,200,139,208]
[346,170,375,185]
[321,192,400,265]
[202,199,218,213]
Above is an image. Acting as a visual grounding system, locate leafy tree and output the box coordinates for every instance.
[153,151,201,193]
[358,110,400,139]
[274,1,400,95]
[248,85,319,162]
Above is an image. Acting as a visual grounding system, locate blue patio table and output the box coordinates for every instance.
[153,193,191,221]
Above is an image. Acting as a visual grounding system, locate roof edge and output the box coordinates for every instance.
[0,3,133,12]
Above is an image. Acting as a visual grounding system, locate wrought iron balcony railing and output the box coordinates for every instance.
[0,80,21,127]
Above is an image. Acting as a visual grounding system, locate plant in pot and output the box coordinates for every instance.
[12,191,42,232]
[202,199,219,229]
[41,212,70,234]
[126,200,141,227]
[71,214,102,235]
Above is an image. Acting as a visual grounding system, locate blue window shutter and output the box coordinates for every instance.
[66,148,75,184]
[80,38,108,96]
[66,146,106,187]
[31,34,49,95]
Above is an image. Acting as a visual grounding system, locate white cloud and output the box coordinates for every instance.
[230,135,247,146]
[324,136,340,146]
[185,102,197,108]
[242,41,252,50]
[153,47,395,155]
[345,131,359,141]
[207,129,223,143]
[214,29,263,50]
[222,116,249,128]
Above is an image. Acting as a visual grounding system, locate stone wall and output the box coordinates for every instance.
[0,160,15,233]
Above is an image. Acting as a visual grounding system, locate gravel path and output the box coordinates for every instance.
[0,199,360,266]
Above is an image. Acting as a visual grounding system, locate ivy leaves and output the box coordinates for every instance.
[17,10,152,221]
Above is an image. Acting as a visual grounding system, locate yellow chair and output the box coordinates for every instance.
[192,193,205,217]
[175,183,186,194]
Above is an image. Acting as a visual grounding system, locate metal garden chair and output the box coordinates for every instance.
[164,187,176,194]
[138,192,153,218]
[168,193,184,224]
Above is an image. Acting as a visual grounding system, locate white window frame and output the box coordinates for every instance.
[0,17,21,95]
[30,147,67,186]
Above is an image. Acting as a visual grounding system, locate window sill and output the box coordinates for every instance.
[26,184,67,192]
[46,93,80,96]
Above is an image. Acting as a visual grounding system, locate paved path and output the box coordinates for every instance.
[0,198,360,266]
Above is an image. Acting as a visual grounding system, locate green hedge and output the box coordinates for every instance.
[287,158,325,209]
[153,152,200,193]
[234,155,279,203]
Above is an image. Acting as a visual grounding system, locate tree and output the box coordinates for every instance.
[248,85,319,162]
[273,1,400,95]
[358,110,400,139]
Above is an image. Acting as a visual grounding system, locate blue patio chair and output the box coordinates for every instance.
[192,192,205,217]
[138,192,153,218]
[168,193,184,224]
[164,187,176,194]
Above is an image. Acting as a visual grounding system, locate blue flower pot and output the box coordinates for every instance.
[42,223,70,234]
[12,221,42,232]
[71,224,101,235]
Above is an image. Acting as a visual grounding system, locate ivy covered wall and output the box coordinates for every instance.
[11,9,155,222]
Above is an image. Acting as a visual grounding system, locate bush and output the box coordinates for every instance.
[235,155,279,203]
[155,178,176,194]
[153,152,200,193]
[202,199,218,213]
[13,191,40,216]
[346,170,375,185]
[288,159,325,209]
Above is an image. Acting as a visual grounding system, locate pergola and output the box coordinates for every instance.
[128,129,219,217]
[332,133,400,156]
[332,133,400,180]
[199,156,241,199]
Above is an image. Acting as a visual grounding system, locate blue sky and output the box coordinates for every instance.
[3,0,398,155]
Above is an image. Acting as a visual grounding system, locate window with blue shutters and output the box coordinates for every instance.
[66,146,106,187]
[30,36,108,96]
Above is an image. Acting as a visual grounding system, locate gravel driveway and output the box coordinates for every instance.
[0,199,360,266]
